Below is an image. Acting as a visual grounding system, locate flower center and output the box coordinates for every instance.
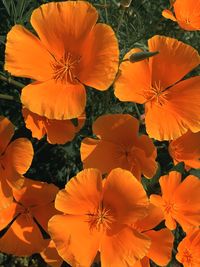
[52,52,81,84]
[182,249,193,265]
[87,204,115,231]
[163,201,175,214]
[144,80,168,106]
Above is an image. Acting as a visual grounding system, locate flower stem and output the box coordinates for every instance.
[0,74,25,88]
[116,8,125,34]
[0,93,20,103]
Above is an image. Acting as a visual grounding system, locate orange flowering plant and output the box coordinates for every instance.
[162,0,200,31]
[5,1,119,120]
[81,114,157,180]
[0,0,200,266]
[114,35,200,141]
[0,116,33,209]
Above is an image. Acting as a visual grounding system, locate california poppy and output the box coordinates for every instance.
[5,1,119,120]
[169,130,200,170]
[162,0,200,31]
[48,168,151,267]
[176,228,200,267]
[133,204,174,267]
[0,116,33,209]
[114,35,200,141]
[150,171,200,232]
[22,108,85,144]
[0,178,59,256]
[80,114,157,180]
[40,240,63,267]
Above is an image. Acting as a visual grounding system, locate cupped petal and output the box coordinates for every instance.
[169,130,200,170]
[5,25,52,81]
[48,214,100,267]
[55,168,102,215]
[81,138,131,175]
[145,76,200,140]
[103,168,149,224]
[100,226,151,267]
[146,229,174,266]
[148,35,200,90]
[92,114,139,146]
[0,202,19,230]
[114,48,151,104]
[21,80,86,120]
[40,240,63,267]
[0,214,48,256]
[0,179,13,210]
[134,204,164,232]
[31,1,98,58]
[174,0,200,31]
[162,9,177,21]
[173,175,200,232]
[159,171,181,199]
[79,23,119,90]
[0,116,14,154]
[13,177,59,208]
[1,138,33,189]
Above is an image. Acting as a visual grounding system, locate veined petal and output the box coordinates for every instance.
[0,202,18,230]
[79,23,119,90]
[100,226,151,267]
[0,116,14,155]
[103,168,149,224]
[146,229,174,266]
[21,80,86,120]
[114,48,151,104]
[55,169,102,215]
[0,214,48,256]
[148,35,200,90]
[48,214,100,267]
[5,25,52,81]
[31,1,98,58]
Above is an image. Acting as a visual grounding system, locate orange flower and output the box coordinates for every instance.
[80,114,157,180]
[176,228,200,267]
[114,35,200,141]
[48,168,151,267]
[133,204,174,267]
[169,131,200,170]
[5,1,119,120]
[0,116,33,209]
[0,178,59,256]
[22,108,85,144]
[162,0,200,31]
[40,240,63,267]
[150,171,200,232]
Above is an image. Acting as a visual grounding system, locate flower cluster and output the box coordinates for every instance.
[0,1,200,267]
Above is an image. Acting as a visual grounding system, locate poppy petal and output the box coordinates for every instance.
[92,114,139,146]
[146,229,174,266]
[21,80,86,120]
[103,168,149,224]
[114,48,151,104]
[55,169,102,215]
[40,240,63,267]
[100,226,151,267]
[48,214,100,266]
[134,204,164,232]
[162,9,177,21]
[13,178,59,208]
[5,25,52,81]
[0,179,13,210]
[0,202,18,230]
[79,23,119,90]
[0,116,14,154]
[81,138,131,174]
[1,139,33,189]
[30,1,98,58]
[0,214,48,256]
[148,35,200,90]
